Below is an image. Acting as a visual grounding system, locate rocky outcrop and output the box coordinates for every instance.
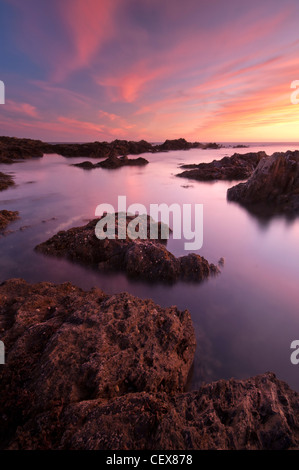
[227,151,299,215]
[0,210,19,229]
[0,171,14,191]
[73,155,149,170]
[1,279,298,450]
[0,278,196,449]
[35,213,219,283]
[155,139,222,152]
[177,152,268,181]
[0,136,223,163]
[0,136,48,163]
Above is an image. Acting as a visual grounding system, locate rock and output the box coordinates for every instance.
[227,151,299,215]
[154,139,222,152]
[155,138,199,151]
[0,136,48,163]
[72,161,95,169]
[0,171,15,191]
[177,152,268,181]
[0,278,196,449]
[218,257,225,267]
[4,369,299,450]
[0,136,222,163]
[0,210,19,230]
[73,155,149,170]
[35,213,219,283]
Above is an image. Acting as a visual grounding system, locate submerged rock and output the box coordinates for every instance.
[227,151,299,215]
[177,152,268,181]
[0,171,15,191]
[0,210,19,230]
[35,213,219,283]
[0,278,196,449]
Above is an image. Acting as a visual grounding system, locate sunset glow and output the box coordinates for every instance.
[1,0,299,142]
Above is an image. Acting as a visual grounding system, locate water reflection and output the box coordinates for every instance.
[0,143,299,391]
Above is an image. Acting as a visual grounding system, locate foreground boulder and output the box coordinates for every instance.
[0,278,196,449]
[0,210,19,230]
[177,152,268,181]
[0,171,14,191]
[35,214,219,283]
[227,151,299,215]
[4,368,299,450]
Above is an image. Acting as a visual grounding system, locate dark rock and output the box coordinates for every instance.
[72,161,95,169]
[227,151,299,215]
[0,278,196,449]
[35,213,219,283]
[0,136,222,163]
[4,369,299,450]
[0,136,48,163]
[0,171,15,191]
[177,152,268,181]
[155,139,222,152]
[73,155,149,170]
[0,210,19,229]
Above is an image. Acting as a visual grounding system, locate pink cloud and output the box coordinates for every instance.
[4,100,40,118]
[55,0,120,80]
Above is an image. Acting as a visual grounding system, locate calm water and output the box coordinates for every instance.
[1,143,299,391]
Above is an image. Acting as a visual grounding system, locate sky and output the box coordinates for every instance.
[0,0,299,142]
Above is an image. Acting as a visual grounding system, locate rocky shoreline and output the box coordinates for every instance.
[0,136,222,164]
[0,278,298,450]
[177,152,268,181]
[35,213,219,283]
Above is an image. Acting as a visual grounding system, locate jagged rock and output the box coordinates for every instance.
[227,151,299,215]
[35,214,219,283]
[177,152,268,181]
[5,371,299,450]
[0,171,15,191]
[0,210,19,229]
[0,278,196,449]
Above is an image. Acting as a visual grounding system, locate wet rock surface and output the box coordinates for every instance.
[73,155,149,170]
[177,152,268,181]
[0,278,196,449]
[227,151,299,215]
[0,171,15,191]
[0,210,19,230]
[35,214,219,283]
